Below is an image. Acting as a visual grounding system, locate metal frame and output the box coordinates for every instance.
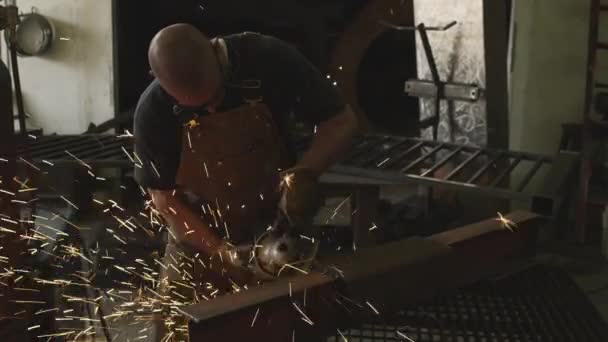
[330,134,578,217]
[15,133,579,219]
[381,20,482,140]
[16,134,133,168]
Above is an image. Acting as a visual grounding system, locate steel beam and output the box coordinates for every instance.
[183,211,541,341]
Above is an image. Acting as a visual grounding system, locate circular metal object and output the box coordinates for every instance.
[254,231,300,277]
[329,0,415,132]
[14,13,54,56]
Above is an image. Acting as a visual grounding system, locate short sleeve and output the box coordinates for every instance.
[262,36,346,124]
[133,93,182,190]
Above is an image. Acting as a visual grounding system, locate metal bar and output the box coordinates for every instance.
[401,144,445,173]
[379,20,458,32]
[418,23,441,84]
[363,134,554,162]
[330,164,530,202]
[358,138,410,168]
[16,135,64,153]
[351,185,380,250]
[89,148,130,162]
[341,136,389,165]
[421,146,464,177]
[26,135,116,160]
[417,23,442,140]
[74,140,128,159]
[444,150,483,180]
[517,159,544,192]
[405,80,481,102]
[18,136,85,158]
[35,136,115,160]
[43,159,132,168]
[380,141,425,169]
[89,145,133,159]
[433,96,440,140]
[467,153,504,184]
[490,156,522,188]
[347,136,395,166]
[184,211,541,341]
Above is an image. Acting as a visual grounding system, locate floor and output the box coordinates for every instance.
[538,243,608,323]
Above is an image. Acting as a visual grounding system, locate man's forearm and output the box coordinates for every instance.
[296,106,361,175]
[153,192,224,255]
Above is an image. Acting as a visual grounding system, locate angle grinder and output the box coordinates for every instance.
[246,211,319,280]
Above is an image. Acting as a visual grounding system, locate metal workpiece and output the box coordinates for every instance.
[405,79,481,102]
[184,211,541,341]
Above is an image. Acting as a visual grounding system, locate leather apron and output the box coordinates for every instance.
[159,99,288,302]
[176,101,284,243]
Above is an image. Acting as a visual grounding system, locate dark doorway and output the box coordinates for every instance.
[356,29,419,136]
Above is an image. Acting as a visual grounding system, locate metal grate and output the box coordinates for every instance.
[330,135,579,216]
[330,266,608,342]
[17,134,133,168]
[15,133,578,216]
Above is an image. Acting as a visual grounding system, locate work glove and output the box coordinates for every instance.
[278,167,323,229]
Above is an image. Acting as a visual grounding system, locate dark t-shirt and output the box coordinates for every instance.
[133,32,345,190]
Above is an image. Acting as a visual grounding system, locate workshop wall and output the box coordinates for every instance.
[509,0,591,154]
[3,0,115,134]
[415,1,488,147]
[115,0,346,115]
[414,0,509,150]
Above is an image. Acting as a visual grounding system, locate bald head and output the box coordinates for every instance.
[148,24,221,106]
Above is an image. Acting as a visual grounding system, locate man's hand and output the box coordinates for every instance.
[214,242,257,286]
[279,167,322,228]
[149,189,224,255]
[218,242,254,269]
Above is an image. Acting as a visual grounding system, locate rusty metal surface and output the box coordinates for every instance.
[185,211,541,341]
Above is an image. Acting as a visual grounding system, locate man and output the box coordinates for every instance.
[134,23,360,340]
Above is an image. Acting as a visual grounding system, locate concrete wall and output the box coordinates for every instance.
[509,0,591,154]
[3,0,115,134]
[414,0,488,147]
